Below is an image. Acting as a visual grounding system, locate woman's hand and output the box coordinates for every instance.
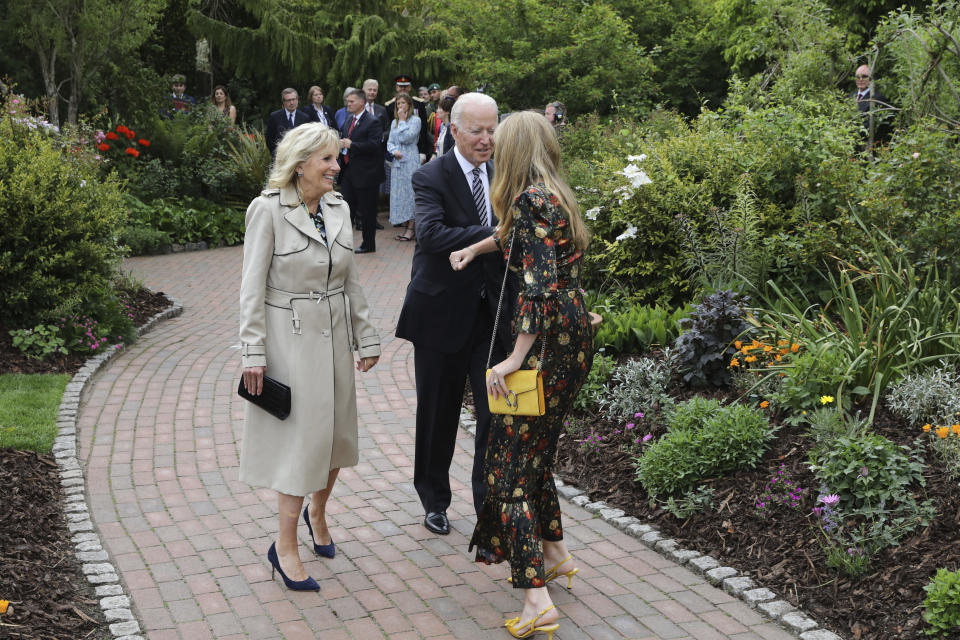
[393,151,403,159]
[449,246,476,271]
[486,357,521,400]
[242,366,265,396]
[356,356,379,372]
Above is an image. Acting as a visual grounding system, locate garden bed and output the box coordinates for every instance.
[556,400,957,640]
[0,287,171,639]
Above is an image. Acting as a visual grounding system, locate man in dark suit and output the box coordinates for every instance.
[850,64,894,150]
[395,93,514,535]
[265,88,311,156]
[338,88,385,253]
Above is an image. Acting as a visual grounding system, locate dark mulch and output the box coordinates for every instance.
[0,289,170,376]
[0,288,171,639]
[0,450,110,640]
[556,392,959,640]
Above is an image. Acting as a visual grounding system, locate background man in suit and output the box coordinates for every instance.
[362,78,389,224]
[850,64,894,149]
[335,87,357,130]
[395,93,514,535]
[338,88,385,253]
[266,88,310,156]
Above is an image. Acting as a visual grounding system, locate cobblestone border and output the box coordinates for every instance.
[458,408,844,640]
[54,297,184,640]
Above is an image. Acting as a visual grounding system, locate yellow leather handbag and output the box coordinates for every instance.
[485,230,547,417]
[486,368,545,416]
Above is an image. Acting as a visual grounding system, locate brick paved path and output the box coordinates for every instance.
[77,218,796,639]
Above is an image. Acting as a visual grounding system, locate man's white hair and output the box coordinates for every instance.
[450,92,497,128]
[362,78,379,90]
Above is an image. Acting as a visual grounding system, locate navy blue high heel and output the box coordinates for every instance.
[267,542,319,591]
[303,506,336,558]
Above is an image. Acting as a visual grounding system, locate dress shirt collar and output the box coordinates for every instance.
[454,146,487,176]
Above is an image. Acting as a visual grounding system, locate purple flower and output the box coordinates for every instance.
[811,507,823,516]
[634,412,644,418]
[625,423,634,429]
[642,433,653,442]
[820,494,840,507]
[859,467,868,477]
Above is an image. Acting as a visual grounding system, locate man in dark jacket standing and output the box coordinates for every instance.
[339,88,385,253]
[266,88,310,156]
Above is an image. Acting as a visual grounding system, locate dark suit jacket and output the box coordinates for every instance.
[338,111,385,187]
[364,102,389,144]
[305,104,336,128]
[850,88,894,145]
[395,149,516,354]
[442,129,455,155]
[266,108,311,155]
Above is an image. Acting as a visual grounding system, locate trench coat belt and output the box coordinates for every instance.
[264,285,346,336]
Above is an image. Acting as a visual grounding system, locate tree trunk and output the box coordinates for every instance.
[34,44,60,127]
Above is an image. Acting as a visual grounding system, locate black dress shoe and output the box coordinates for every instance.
[354,247,375,254]
[424,511,450,535]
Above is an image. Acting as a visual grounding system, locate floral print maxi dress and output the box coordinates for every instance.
[469,184,594,588]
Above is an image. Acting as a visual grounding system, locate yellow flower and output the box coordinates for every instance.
[820,395,834,405]
[791,343,800,353]
[745,355,757,363]
[778,339,789,346]
[729,358,740,368]
[937,426,950,439]
[734,340,743,350]
[775,354,782,362]
[763,345,773,353]
[922,424,932,432]
[952,424,960,436]
[760,400,769,408]
[0,600,8,614]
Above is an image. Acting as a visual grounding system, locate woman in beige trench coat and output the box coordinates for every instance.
[239,123,381,591]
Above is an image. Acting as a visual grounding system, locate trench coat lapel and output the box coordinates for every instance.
[321,191,345,244]
[280,183,327,246]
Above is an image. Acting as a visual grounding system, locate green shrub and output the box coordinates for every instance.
[119,225,172,256]
[572,350,611,413]
[809,432,925,512]
[0,105,126,329]
[924,568,960,637]
[775,343,853,415]
[886,366,960,427]
[9,325,68,360]
[123,194,244,249]
[665,396,721,431]
[593,303,687,355]
[636,400,773,498]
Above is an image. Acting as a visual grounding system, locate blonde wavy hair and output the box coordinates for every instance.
[491,111,588,250]
[267,123,340,189]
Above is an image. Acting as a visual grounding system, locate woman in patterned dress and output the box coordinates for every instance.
[449,111,593,639]
[387,93,421,241]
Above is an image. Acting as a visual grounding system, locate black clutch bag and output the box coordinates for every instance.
[237,375,291,420]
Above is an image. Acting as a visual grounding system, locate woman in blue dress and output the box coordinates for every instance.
[387,93,421,241]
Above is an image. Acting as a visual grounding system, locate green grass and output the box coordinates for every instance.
[0,373,71,453]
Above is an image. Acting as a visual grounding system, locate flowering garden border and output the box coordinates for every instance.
[458,407,846,640]
[52,295,183,640]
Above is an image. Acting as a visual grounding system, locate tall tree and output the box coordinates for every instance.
[6,0,165,126]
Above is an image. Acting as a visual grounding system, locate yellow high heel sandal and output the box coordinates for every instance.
[505,605,560,639]
[508,555,579,589]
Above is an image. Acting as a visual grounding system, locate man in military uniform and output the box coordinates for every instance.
[385,75,432,163]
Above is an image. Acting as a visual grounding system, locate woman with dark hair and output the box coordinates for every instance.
[211,85,236,124]
[449,110,593,639]
[387,93,421,240]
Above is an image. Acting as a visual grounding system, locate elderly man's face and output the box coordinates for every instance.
[364,84,378,102]
[855,65,872,91]
[452,104,497,167]
[395,84,411,95]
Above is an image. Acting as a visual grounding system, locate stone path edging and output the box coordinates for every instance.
[54,297,184,640]
[457,408,844,640]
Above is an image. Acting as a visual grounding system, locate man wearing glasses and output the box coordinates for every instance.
[851,64,893,149]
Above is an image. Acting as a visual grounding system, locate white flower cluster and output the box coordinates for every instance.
[13,116,59,134]
[615,225,638,242]
[585,207,601,221]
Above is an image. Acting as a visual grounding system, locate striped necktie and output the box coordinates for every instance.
[472,167,488,225]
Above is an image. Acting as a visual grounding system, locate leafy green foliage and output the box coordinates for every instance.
[9,325,68,360]
[810,432,926,512]
[0,103,126,329]
[636,399,773,498]
[122,195,245,251]
[924,567,960,636]
[594,304,687,355]
[886,365,960,426]
[775,345,854,415]
[225,125,271,202]
[572,351,611,413]
[673,290,752,387]
[0,374,71,452]
[599,352,676,421]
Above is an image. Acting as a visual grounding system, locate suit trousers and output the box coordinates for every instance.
[339,167,379,250]
[413,300,503,517]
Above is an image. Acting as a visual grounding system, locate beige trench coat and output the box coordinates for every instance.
[238,184,380,496]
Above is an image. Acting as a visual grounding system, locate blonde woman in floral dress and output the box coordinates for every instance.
[450,110,593,639]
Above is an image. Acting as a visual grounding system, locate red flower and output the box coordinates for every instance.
[137,139,150,147]
[97,143,110,151]
[124,129,135,139]
[105,132,119,141]
[125,148,140,158]
[116,125,129,134]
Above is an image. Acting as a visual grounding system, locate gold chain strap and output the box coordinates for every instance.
[486,228,550,372]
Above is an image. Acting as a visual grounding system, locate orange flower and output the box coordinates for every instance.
[774,354,782,361]
[760,400,769,408]
[97,143,110,152]
[137,138,150,147]
[744,355,757,363]
[763,345,773,353]
[936,426,950,439]
[0,600,8,614]
[778,339,789,346]
[729,358,740,368]
[952,424,960,435]
[105,131,119,141]
[790,343,800,353]
[922,424,932,432]
[734,340,742,350]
